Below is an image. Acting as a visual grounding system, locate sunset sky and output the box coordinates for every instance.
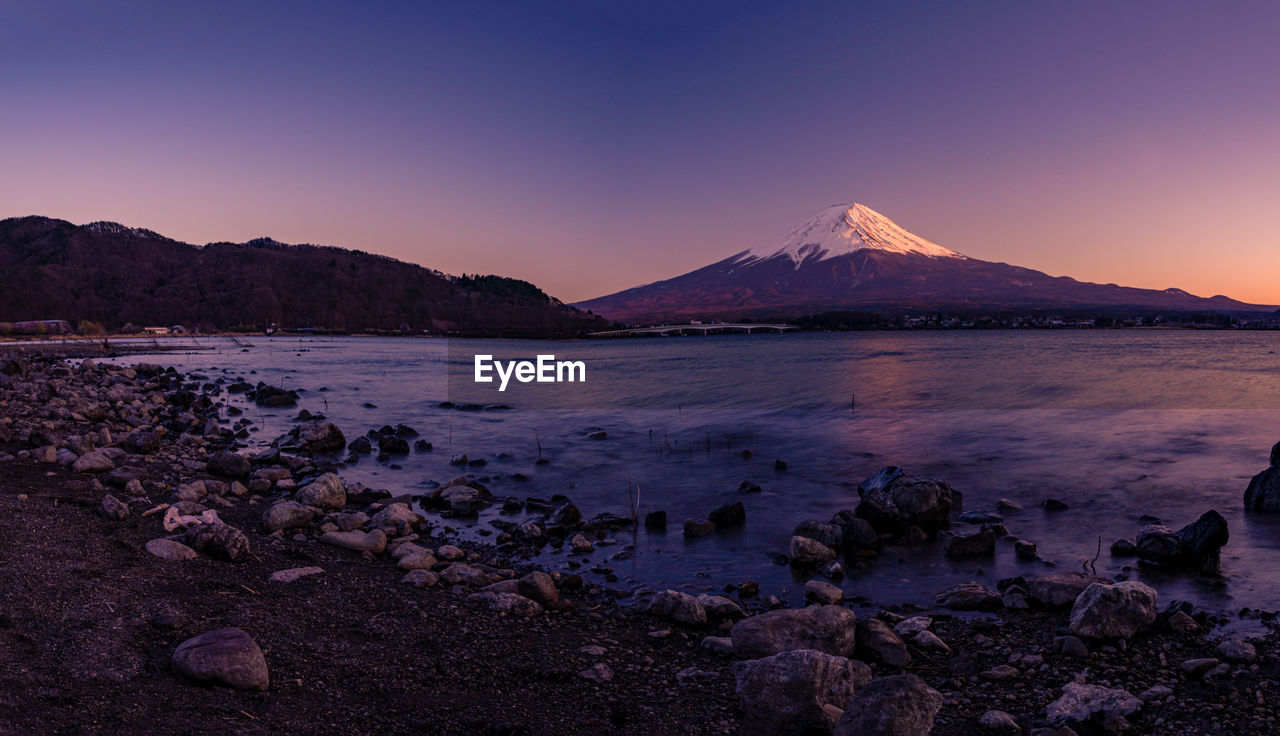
[3,1,1279,305]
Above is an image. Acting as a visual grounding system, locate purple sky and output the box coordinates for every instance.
[3,1,1279,304]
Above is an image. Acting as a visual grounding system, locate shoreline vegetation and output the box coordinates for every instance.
[3,355,1280,735]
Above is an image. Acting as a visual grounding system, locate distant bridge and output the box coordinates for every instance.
[588,323,800,337]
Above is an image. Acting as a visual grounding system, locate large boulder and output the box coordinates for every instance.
[1069,581,1158,640]
[1026,572,1108,607]
[1045,681,1141,728]
[206,451,250,478]
[298,421,345,453]
[648,589,707,625]
[171,627,269,691]
[734,649,873,736]
[370,502,423,535]
[1136,511,1229,573]
[72,450,115,474]
[1244,442,1280,510]
[855,617,911,668]
[794,520,843,549]
[731,606,857,659]
[942,527,997,557]
[835,674,943,736]
[262,501,317,532]
[854,467,953,538]
[295,473,346,509]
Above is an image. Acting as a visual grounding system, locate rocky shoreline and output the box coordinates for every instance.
[2,356,1279,735]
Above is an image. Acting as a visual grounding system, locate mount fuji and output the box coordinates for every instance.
[575,203,1273,323]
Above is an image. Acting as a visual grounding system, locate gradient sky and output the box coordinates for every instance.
[3,1,1279,304]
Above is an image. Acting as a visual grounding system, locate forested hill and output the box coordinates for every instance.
[0,216,606,337]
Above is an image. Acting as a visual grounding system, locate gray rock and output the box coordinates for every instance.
[72,450,114,474]
[298,421,345,453]
[805,580,843,605]
[978,709,1021,734]
[295,473,346,509]
[648,589,707,625]
[936,581,1002,612]
[206,451,250,478]
[99,494,130,520]
[855,617,910,668]
[701,636,733,653]
[267,566,324,583]
[1045,682,1141,727]
[171,627,269,691]
[516,571,559,606]
[943,527,996,557]
[466,591,542,617]
[333,511,369,532]
[789,535,836,566]
[396,551,437,571]
[182,522,251,562]
[370,502,422,535]
[1245,465,1280,511]
[578,662,613,683]
[319,529,386,555]
[439,562,490,587]
[262,500,316,531]
[683,518,716,537]
[794,519,843,549]
[1069,581,1157,640]
[732,605,857,659]
[735,649,873,736]
[1026,572,1108,607]
[145,538,197,561]
[1216,639,1257,663]
[400,569,439,588]
[1175,510,1229,573]
[697,594,746,620]
[835,674,943,736]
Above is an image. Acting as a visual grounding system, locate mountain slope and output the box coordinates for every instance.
[576,203,1274,323]
[0,216,604,337]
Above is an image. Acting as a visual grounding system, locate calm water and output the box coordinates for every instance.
[110,331,1280,615]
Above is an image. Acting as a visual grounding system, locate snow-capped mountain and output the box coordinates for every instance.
[575,202,1273,323]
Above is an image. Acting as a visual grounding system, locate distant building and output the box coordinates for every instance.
[142,326,169,335]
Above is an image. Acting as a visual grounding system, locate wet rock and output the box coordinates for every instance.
[295,473,346,510]
[1026,572,1108,607]
[648,589,707,625]
[466,591,542,617]
[833,515,879,549]
[268,566,324,583]
[942,527,996,557]
[683,518,716,538]
[298,421,345,453]
[1041,498,1070,512]
[72,450,114,474]
[794,519,843,549]
[1069,581,1158,639]
[1045,682,1141,728]
[569,533,594,553]
[1175,510,1229,573]
[1244,464,1280,511]
[855,617,911,668]
[182,522,251,562]
[936,581,1002,612]
[206,451,250,478]
[644,510,667,531]
[734,649,872,736]
[145,538,197,561]
[789,535,836,566]
[99,494,130,520]
[855,467,953,538]
[708,500,746,527]
[171,627,269,691]
[1014,540,1038,560]
[319,529,386,555]
[805,580,843,605]
[835,674,943,736]
[731,605,857,659]
[262,501,316,532]
[1110,538,1137,556]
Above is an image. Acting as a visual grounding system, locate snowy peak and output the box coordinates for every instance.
[735,202,963,267]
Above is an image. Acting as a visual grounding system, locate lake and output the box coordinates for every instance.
[109,330,1280,616]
